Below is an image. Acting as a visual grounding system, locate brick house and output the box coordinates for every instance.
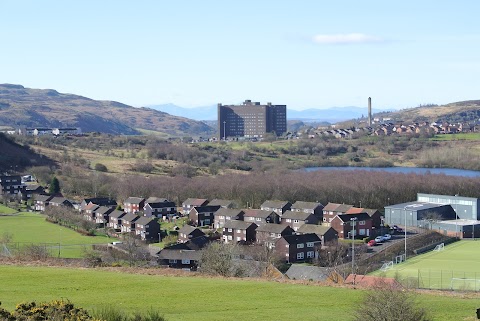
[49,197,73,208]
[143,197,177,218]
[123,197,145,214]
[94,206,114,226]
[275,233,321,263]
[255,223,295,247]
[330,213,373,239]
[177,225,206,243]
[182,198,208,215]
[280,210,320,231]
[213,208,245,229]
[207,199,236,209]
[290,201,324,220]
[79,198,117,212]
[243,209,279,226]
[296,225,338,245]
[21,184,45,201]
[260,200,292,216]
[83,203,100,221]
[121,213,140,233]
[322,203,354,224]
[34,194,54,211]
[134,216,161,242]
[222,220,257,244]
[345,207,383,229]
[107,210,126,230]
[188,205,221,226]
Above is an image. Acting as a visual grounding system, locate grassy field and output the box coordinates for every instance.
[432,133,480,141]
[0,265,479,321]
[0,212,114,258]
[0,204,17,214]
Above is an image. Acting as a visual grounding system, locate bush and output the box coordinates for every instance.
[2,299,95,321]
[95,163,108,172]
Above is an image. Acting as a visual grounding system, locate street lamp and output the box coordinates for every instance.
[350,217,357,275]
[223,121,226,141]
[403,205,413,261]
[454,194,459,238]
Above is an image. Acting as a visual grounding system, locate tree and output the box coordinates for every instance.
[354,282,431,321]
[94,163,108,172]
[199,242,246,277]
[50,176,60,194]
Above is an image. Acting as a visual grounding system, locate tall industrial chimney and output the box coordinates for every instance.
[368,97,372,126]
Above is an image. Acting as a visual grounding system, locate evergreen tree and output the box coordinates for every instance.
[50,176,60,194]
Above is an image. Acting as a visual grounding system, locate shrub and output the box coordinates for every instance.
[94,163,108,172]
[6,299,95,321]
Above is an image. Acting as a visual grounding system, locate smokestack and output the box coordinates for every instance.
[368,97,372,126]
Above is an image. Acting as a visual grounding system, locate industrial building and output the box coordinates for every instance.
[384,201,456,227]
[217,100,287,140]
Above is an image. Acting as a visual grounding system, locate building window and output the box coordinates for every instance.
[297,243,304,249]
[307,251,315,258]
[286,219,291,223]
[306,242,314,247]
[359,229,366,235]
[358,221,366,225]
[228,228,232,232]
[181,259,190,264]
[168,259,177,263]
[256,218,262,221]
[297,252,304,260]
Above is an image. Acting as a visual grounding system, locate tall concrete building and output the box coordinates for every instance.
[217,100,287,140]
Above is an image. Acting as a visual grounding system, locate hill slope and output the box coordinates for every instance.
[0,84,214,136]
[0,133,54,171]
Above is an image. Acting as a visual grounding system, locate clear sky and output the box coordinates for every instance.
[1,0,479,110]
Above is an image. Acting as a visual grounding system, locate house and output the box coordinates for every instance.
[322,203,354,224]
[79,198,117,212]
[275,233,321,263]
[83,203,100,221]
[143,197,176,218]
[177,225,206,243]
[107,210,126,230]
[157,235,211,270]
[123,197,145,214]
[296,224,338,245]
[34,194,54,211]
[0,175,25,196]
[345,207,383,229]
[120,213,140,233]
[330,213,373,239]
[94,206,114,226]
[48,197,73,208]
[21,184,45,201]
[222,220,257,244]
[207,199,236,209]
[280,210,320,231]
[213,208,245,229]
[255,223,295,246]
[134,216,161,242]
[182,198,208,215]
[290,201,324,220]
[188,205,221,226]
[260,200,292,216]
[243,209,279,225]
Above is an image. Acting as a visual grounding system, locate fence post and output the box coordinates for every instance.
[441,270,443,290]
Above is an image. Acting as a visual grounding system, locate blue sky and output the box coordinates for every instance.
[1,0,479,110]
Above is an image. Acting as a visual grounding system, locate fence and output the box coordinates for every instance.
[400,269,480,292]
[1,242,97,258]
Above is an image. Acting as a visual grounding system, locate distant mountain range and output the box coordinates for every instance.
[148,103,390,123]
[0,84,214,136]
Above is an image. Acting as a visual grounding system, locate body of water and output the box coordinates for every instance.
[303,166,480,178]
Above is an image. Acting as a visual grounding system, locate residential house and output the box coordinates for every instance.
[143,197,176,218]
[49,197,73,208]
[322,203,354,224]
[134,216,161,242]
[188,205,220,226]
[182,198,209,215]
[79,198,117,212]
[345,207,383,229]
[123,197,145,214]
[207,199,236,209]
[121,213,140,233]
[21,184,45,201]
[0,175,25,196]
[94,206,114,226]
[213,208,245,229]
[275,233,321,263]
[107,210,126,230]
[83,203,100,222]
[157,235,211,270]
[330,213,373,239]
[177,225,206,243]
[255,223,295,247]
[34,194,54,211]
[290,201,324,220]
[296,225,338,245]
[243,209,279,226]
[280,210,320,231]
[260,200,292,216]
[222,220,257,244]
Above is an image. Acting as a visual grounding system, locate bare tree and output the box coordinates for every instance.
[199,242,246,277]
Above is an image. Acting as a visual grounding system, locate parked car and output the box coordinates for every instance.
[367,240,377,247]
[374,236,385,243]
[383,233,392,240]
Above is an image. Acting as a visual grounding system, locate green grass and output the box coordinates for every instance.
[0,265,478,321]
[0,204,17,214]
[0,212,115,258]
[378,241,480,278]
[431,133,480,141]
